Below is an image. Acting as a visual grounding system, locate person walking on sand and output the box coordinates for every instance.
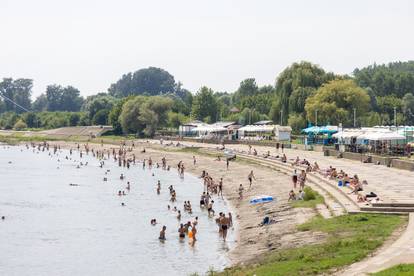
[292,169,298,189]
[238,184,244,200]
[226,158,229,170]
[193,156,196,166]
[247,170,256,188]
[299,170,307,190]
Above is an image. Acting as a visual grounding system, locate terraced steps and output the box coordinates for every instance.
[372,202,414,208]
[360,206,414,213]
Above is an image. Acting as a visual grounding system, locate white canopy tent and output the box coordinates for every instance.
[333,128,406,144]
[359,131,406,141]
[238,124,291,141]
[191,125,227,133]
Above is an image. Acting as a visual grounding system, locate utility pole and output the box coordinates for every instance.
[394,107,397,126]
[353,108,356,128]
[280,109,283,125]
[249,110,251,125]
[315,110,318,126]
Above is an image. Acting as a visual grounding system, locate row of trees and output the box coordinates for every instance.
[2,61,414,135]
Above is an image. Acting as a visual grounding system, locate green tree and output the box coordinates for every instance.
[68,113,81,126]
[92,109,110,125]
[32,94,48,112]
[0,112,19,129]
[119,96,173,136]
[82,94,116,120]
[402,93,414,124]
[45,85,83,111]
[109,67,176,97]
[354,61,414,98]
[191,87,219,123]
[23,112,39,128]
[288,87,315,115]
[305,79,370,126]
[0,78,33,113]
[361,112,382,127]
[376,95,403,120]
[288,113,306,133]
[275,61,336,124]
[13,119,27,130]
[168,112,188,128]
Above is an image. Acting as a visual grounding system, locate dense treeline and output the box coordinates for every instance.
[1,61,414,135]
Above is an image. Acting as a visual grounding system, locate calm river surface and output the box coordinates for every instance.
[0,145,234,276]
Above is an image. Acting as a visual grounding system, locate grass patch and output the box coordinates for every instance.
[291,187,325,209]
[0,134,60,143]
[372,264,414,276]
[221,214,406,276]
[179,146,202,153]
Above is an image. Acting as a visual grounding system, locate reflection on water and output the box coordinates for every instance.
[0,145,235,276]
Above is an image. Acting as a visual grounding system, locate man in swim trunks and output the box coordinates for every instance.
[159,225,166,240]
[219,214,230,241]
[178,224,186,239]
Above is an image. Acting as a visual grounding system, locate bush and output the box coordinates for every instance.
[303,187,316,201]
[13,119,27,130]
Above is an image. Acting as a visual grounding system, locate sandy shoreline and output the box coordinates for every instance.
[28,139,320,266]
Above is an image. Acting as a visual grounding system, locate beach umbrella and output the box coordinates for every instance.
[249,195,274,205]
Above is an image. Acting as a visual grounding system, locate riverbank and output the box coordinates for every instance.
[3,135,410,275]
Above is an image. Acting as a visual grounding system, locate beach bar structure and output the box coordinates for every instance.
[178,121,203,137]
[238,124,292,141]
[190,121,240,140]
[332,127,410,155]
[302,125,339,145]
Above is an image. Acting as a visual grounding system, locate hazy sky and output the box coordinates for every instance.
[1,0,413,98]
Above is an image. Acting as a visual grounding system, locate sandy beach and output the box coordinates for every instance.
[39,139,325,266]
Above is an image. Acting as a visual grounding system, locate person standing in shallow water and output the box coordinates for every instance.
[219,214,230,241]
[159,225,166,240]
[218,178,223,198]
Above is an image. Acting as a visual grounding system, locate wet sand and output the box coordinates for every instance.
[49,140,321,265]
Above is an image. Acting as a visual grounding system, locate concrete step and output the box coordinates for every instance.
[360,206,414,213]
[349,210,409,215]
[372,202,414,208]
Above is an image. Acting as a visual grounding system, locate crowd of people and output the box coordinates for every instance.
[18,140,236,246]
[242,143,378,205]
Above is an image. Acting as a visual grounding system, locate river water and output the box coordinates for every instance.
[0,145,234,276]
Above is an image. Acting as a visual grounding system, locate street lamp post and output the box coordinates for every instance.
[280,109,283,125]
[353,108,356,128]
[394,107,397,127]
[315,110,318,126]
